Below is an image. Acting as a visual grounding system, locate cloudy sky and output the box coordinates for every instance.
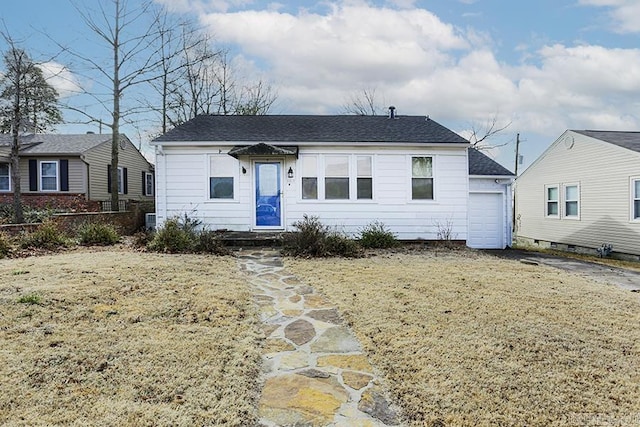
[3,0,640,171]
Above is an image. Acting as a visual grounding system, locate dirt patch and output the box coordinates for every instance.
[0,251,262,426]
[286,249,640,426]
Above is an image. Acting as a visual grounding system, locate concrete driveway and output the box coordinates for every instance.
[485,249,640,292]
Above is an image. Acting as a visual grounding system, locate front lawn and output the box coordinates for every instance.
[0,251,262,426]
[286,250,640,426]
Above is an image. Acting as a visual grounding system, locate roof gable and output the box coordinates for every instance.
[572,130,640,153]
[153,114,469,145]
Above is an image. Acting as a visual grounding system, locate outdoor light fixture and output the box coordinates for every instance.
[287,166,294,179]
[242,166,247,174]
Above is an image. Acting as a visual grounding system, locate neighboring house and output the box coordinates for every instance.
[515,130,640,257]
[0,133,155,211]
[151,113,514,248]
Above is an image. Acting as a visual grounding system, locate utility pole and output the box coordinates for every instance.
[514,133,520,175]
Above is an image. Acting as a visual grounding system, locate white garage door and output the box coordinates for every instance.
[468,193,504,249]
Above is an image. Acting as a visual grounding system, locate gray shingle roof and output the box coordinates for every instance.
[153,114,469,144]
[468,148,514,176]
[573,130,640,153]
[0,133,121,155]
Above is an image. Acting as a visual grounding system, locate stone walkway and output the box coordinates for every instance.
[237,249,401,427]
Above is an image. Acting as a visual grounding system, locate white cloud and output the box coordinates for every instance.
[579,0,640,33]
[192,1,640,146]
[39,62,82,98]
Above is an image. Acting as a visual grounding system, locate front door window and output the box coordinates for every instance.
[255,162,282,227]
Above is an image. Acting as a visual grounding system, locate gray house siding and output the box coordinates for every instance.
[516,130,640,256]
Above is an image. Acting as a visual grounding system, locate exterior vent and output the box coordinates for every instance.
[388,106,396,119]
[145,213,156,230]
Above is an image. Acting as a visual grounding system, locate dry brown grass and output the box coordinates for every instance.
[286,249,640,427]
[0,250,261,427]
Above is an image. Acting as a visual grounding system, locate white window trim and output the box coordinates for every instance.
[562,183,580,220]
[545,184,559,218]
[297,154,376,202]
[324,154,350,201]
[206,153,239,202]
[144,171,154,196]
[408,155,436,202]
[300,154,319,201]
[631,177,640,222]
[0,163,10,192]
[40,160,59,192]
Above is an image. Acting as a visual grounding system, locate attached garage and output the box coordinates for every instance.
[467,149,515,250]
[468,192,505,249]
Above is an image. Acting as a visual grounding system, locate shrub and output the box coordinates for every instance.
[0,232,13,258]
[325,231,363,257]
[284,215,362,258]
[77,222,121,246]
[132,230,153,248]
[20,220,70,251]
[196,230,231,255]
[147,218,197,253]
[17,293,41,305]
[358,221,397,249]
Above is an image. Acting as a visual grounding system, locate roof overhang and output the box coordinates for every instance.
[227,143,299,159]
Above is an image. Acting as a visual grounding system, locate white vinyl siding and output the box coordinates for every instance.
[0,163,9,191]
[545,185,559,217]
[40,161,58,191]
[156,146,469,241]
[516,130,640,256]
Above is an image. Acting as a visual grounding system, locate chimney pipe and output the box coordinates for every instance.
[388,106,396,119]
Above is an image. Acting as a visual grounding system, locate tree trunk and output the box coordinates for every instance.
[11,76,23,224]
[110,0,121,212]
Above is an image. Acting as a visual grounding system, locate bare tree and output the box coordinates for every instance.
[64,0,162,211]
[0,35,62,223]
[234,80,277,116]
[468,114,512,150]
[342,88,385,116]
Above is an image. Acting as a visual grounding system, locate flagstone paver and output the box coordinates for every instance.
[237,249,401,427]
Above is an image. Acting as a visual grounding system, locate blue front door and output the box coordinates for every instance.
[255,162,282,227]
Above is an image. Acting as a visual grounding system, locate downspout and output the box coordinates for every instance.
[80,155,90,201]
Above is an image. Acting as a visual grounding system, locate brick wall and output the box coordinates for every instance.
[0,193,100,212]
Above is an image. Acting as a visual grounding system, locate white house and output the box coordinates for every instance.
[151,112,514,248]
[515,130,640,258]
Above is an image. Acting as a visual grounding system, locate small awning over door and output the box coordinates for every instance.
[228,143,298,158]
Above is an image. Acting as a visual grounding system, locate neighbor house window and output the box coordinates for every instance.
[144,172,154,196]
[301,156,318,199]
[564,184,579,218]
[209,155,236,199]
[40,161,58,191]
[545,185,559,217]
[633,179,640,220]
[0,163,9,191]
[325,155,349,199]
[411,157,433,200]
[356,156,372,199]
[117,167,125,194]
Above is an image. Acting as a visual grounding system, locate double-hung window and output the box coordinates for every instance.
[0,163,9,191]
[325,155,349,200]
[301,156,318,199]
[40,161,58,191]
[411,157,433,200]
[144,172,154,196]
[633,178,640,220]
[209,155,236,199]
[545,185,559,217]
[564,184,579,218]
[356,156,372,199]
